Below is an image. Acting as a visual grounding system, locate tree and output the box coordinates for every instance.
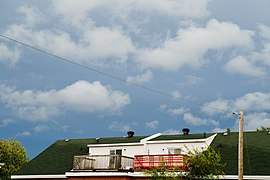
[256,126,270,132]
[186,147,225,179]
[0,138,29,179]
[145,147,225,180]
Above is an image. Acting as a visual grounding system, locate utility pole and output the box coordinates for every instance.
[238,110,244,180]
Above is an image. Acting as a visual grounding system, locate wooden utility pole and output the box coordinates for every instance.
[238,110,244,180]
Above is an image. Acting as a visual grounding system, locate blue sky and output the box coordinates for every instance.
[1,0,270,158]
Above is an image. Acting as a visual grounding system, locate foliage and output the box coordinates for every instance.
[0,138,29,179]
[256,126,270,132]
[226,128,231,134]
[145,147,225,180]
[144,162,184,180]
[186,147,225,179]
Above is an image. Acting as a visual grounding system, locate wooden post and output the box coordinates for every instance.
[238,110,244,180]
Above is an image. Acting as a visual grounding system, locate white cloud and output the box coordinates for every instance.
[203,92,270,116]
[167,107,188,116]
[53,0,210,22]
[184,75,204,85]
[34,125,49,133]
[137,19,253,71]
[170,91,182,99]
[0,81,130,121]
[16,131,31,137]
[211,127,227,133]
[108,121,134,133]
[183,113,219,126]
[258,24,270,40]
[244,112,270,131]
[0,118,15,127]
[224,56,265,77]
[202,99,231,115]
[162,129,181,135]
[160,104,188,116]
[146,120,159,129]
[0,43,21,67]
[5,24,135,67]
[126,70,153,84]
[254,43,270,67]
[17,5,44,27]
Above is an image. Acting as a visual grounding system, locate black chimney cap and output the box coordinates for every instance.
[182,128,190,135]
[127,131,135,138]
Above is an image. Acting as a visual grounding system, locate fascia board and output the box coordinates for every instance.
[146,134,217,144]
[87,142,143,147]
[11,175,67,179]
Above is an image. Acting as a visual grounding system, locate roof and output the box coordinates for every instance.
[15,135,147,175]
[150,133,214,141]
[211,131,270,175]
[15,132,270,176]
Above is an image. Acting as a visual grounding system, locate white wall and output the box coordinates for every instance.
[88,134,217,157]
[89,144,145,157]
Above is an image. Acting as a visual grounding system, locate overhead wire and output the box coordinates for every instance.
[0,34,229,114]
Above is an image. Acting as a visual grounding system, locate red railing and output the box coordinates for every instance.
[134,154,188,171]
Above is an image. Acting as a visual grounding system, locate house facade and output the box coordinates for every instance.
[11,131,270,180]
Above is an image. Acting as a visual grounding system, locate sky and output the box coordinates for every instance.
[1,0,270,158]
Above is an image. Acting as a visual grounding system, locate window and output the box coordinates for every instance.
[109,149,122,169]
[110,149,122,155]
[168,148,182,154]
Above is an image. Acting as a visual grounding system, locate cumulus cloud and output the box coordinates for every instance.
[167,107,188,116]
[0,81,130,121]
[137,19,253,71]
[160,104,188,116]
[16,131,31,137]
[0,118,15,127]
[162,129,181,135]
[244,112,270,131]
[184,75,204,85]
[126,70,153,84]
[224,56,265,77]
[169,91,182,99]
[145,120,159,129]
[202,92,270,116]
[17,5,45,27]
[34,125,49,133]
[53,0,210,22]
[108,121,135,133]
[258,24,270,40]
[0,43,21,67]
[5,24,135,67]
[183,113,219,126]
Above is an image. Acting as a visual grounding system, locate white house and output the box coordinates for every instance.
[88,132,217,157]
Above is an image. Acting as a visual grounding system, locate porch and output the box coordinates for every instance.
[134,154,188,171]
[73,155,134,171]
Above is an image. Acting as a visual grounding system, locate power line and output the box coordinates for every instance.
[0,34,228,114]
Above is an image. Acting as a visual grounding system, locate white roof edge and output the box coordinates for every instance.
[147,133,217,144]
[223,175,270,179]
[140,133,162,143]
[11,175,67,179]
[11,173,270,179]
[65,172,270,179]
[87,142,143,147]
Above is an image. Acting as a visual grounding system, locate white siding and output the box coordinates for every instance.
[88,134,217,157]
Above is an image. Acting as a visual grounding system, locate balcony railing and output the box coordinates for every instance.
[73,155,134,171]
[134,154,188,171]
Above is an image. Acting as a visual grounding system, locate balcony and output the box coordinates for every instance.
[134,154,188,171]
[73,155,134,171]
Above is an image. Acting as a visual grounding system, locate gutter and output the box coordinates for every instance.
[11,175,67,179]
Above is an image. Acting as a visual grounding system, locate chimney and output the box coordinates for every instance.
[182,128,190,135]
[127,131,135,138]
